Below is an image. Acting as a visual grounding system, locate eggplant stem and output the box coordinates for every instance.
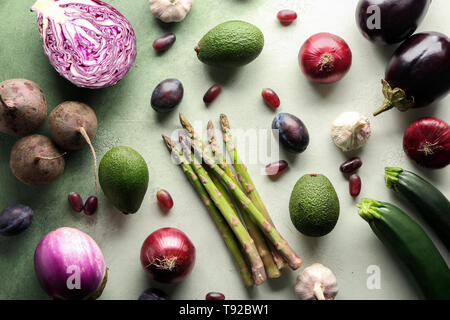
[373,100,393,116]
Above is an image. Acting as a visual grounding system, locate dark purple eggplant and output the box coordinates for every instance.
[356,0,431,45]
[374,32,450,116]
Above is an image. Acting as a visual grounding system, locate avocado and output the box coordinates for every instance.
[195,20,264,68]
[99,146,149,214]
[289,174,340,237]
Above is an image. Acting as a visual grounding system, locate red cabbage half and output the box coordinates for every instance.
[31,0,137,89]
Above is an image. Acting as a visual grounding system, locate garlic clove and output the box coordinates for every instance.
[294,263,339,300]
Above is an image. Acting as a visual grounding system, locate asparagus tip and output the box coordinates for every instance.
[162,134,175,151]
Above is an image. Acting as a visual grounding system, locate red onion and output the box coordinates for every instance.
[140,227,195,284]
[403,117,450,169]
[34,227,107,300]
[298,33,352,84]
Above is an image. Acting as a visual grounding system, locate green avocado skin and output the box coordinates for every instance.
[196,20,264,68]
[99,146,149,214]
[289,174,340,237]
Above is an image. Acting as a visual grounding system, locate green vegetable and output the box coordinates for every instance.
[357,198,450,300]
[385,167,450,250]
[219,114,286,270]
[98,146,149,214]
[207,121,281,278]
[289,174,340,237]
[161,135,254,287]
[178,134,267,285]
[179,113,302,270]
[195,20,264,68]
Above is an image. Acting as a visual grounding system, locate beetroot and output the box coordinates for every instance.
[49,101,98,191]
[10,134,65,185]
[0,79,47,136]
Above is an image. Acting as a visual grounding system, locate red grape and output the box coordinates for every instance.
[206,292,225,300]
[157,189,174,210]
[277,10,297,26]
[262,88,280,109]
[349,174,361,198]
[68,192,83,212]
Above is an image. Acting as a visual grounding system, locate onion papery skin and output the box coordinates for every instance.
[31,0,137,89]
[403,117,450,169]
[298,33,352,84]
[140,228,196,284]
[34,227,107,300]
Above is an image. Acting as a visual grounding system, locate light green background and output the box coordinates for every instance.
[0,0,449,300]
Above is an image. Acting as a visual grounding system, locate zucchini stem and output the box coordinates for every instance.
[384,167,403,189]
[356,198,382,221]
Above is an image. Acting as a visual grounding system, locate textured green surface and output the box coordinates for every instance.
[197,20,264,67]
[289,174,340,237]
[0,0,449,300]
[99,146,149,214]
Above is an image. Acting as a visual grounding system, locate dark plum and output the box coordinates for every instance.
[0,204,34,236]
[356,0,431,45]
[138,288,169,300]
[151,79,184,113]
[374,32,450,116]
[272,113,309,153]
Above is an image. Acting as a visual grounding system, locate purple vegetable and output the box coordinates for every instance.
[272,113,309,153]
[138,288,169,300]
[31,0,137,89]
[0,205,34,236]
[356,0,431,45]
[34,227,107,300]
[374,32,450,116]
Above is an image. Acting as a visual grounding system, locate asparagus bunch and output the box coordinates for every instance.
[207,121,281,279]
[179,113,302,270]
[220,114,287,269]
[162,135,264,285]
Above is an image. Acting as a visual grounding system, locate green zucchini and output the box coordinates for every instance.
[357,198,450,300]
[385,167,450,250]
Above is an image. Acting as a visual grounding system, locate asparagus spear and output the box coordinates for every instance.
[178,134,267,285]
[162,135,254,286]
[180,113,302,270]
[219,114,287,269]
[207,121,281,278]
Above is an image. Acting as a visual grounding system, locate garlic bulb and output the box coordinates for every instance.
[331,111,371,152]
[294,263,338,300]
[149,0,194,23]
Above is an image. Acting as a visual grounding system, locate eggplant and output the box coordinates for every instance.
[374,32,450,116]
[356,0,431,45]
